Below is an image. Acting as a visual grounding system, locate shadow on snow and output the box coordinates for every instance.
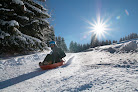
[0,56,75,89]
[0,68,47,89]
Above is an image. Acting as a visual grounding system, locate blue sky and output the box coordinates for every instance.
[44,0,138,48]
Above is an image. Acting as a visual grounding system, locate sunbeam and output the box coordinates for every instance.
[86,15,111,40]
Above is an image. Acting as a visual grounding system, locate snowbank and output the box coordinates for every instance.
[97,39,138,53]
[119,40,138,52]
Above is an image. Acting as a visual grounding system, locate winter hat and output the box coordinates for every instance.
[49,41,56,46]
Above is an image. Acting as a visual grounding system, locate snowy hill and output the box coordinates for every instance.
[0,39,138,92]
[86,39,138,53]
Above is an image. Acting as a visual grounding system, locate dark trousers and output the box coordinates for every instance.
[43,54,53,64]
[43,54,61,64]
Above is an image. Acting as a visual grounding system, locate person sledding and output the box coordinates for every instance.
[39,41,66,66]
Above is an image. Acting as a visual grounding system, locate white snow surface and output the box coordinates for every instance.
[0,40,138,92]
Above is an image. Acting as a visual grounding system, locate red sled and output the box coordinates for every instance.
[39,60,64,70]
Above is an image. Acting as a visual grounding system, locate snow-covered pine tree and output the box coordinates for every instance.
[69,41,74,53]
[113,40,116,43]
[55,36,68,52]
[56,36,62,48]
[61,37,68,52]
[119,38,123,42]
[123,37,125,41]
[0,0,55,55]
[90,34,100,47]
[109,40,112,45]
[73,42,78,52]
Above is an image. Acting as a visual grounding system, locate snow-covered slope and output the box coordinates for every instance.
[86,39,138,53]
[0,40,138,92]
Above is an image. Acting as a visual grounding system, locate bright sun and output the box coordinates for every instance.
[86,15,111,40]
[93,22,105,34]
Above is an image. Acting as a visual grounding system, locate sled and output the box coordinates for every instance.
[39,60,65,70]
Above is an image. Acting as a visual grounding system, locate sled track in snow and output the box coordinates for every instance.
[83,61,138,70]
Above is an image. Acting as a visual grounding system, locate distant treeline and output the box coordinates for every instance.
[55,36,68,52]
[69,33,138,53]
[55,33,138,53]
[69,41,90,53]
[119,33,138,42]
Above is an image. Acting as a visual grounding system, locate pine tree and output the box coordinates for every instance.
[123,37,125,41]
[109,40,112,45]
[56,36,62,47]
[90,34,96,48]
[101,40,105,46]
[125,36,128,40]
[86,43,90,49]
[77,44,81,52]
[69,41,74,53]
[119,38,123,42]
[55,36,68,52]
[0,0,54,54]
[73,42,77,52]
[105,40,109,45]
[128,35,130,40]
[133,33,137,39]
[80,44,83,51]
[113,40,116,43]
[61,37,68,52]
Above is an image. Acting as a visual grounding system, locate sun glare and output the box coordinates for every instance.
[86,15,111,40]
[94,22,105,34]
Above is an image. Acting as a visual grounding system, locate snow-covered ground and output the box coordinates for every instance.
[0,40,138,92]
